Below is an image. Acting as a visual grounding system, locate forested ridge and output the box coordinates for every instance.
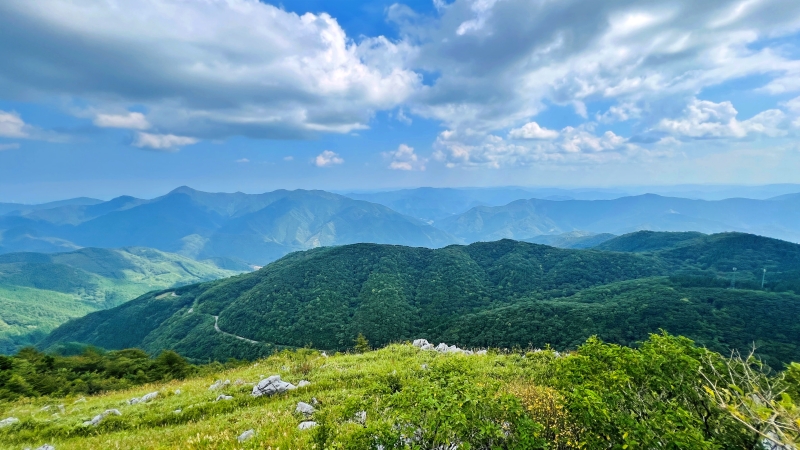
[39,232,800,366]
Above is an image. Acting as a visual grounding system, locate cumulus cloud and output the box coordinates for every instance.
[133,132,199,151]
[385,144,426,170]
[314,150,344,167]
[403,0,800,164]
[94,112,150,130]
[655,99,788,139]
[0,111,28,138]
[235,158,250,163]
[0,143,20,151]
[0,0,420,140]
[508,122,559,140]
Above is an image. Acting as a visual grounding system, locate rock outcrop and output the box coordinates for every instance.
[251,375,296,397]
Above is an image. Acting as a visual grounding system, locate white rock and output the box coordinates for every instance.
[354,410,366,425]
[73,397,86,404]
[174,389,181,395]
[311,397,319,405]
[298,421,317,430]
[321,351,328,358]
[412,339,430,348]
[421,343,434,351]
[35,445,56,450]
[238,429,256,442]
[83,409,121,426]
[435,343,449,352]
[215,394,233,401]
[128,391,158,405]
[0,417,19,427]
[476,350,488,355]
[295,401,314,416]
[297,380,311,388]
[173,409,182,414]
[209,379,230,390]
[234,379,246,386]
[251,375,296,397]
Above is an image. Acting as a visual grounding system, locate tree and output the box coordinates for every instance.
[354,333,371,353]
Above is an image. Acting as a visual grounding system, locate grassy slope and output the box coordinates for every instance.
[0,248,238,353]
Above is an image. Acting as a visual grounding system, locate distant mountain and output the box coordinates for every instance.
[595,231,706,253]
[0,247,237,353]
[0,187,458,264]
[41,233,800,366]
[438,194,800,243]
[522,231,616,249]
[345,187,626,222]
[0,197,103,216]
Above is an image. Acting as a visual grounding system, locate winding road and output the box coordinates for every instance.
[212,315,261,345]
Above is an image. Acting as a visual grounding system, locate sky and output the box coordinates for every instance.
[1,0,800,202]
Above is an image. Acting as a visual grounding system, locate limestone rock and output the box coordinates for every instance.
[354,410,367,425]
[297,380,311,388]
[0,417,19,427]
[251,375,296,397]
[295,401,314,416]
[298,421,317,430]
[35,445,56,450]
[209,379,230,390]
[215,394,233,401]
[83,409,121,426]
[238,429,255,442]
[128,391,158,405]
[412,339,430,348]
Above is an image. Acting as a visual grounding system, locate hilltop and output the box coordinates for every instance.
[40,233,800,367]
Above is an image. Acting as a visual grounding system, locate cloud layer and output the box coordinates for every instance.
[1,0,799,168]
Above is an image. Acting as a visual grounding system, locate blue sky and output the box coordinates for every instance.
[1,0,800,202]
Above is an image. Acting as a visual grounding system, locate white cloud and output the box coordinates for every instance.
[655,98,788,139]
[385,144,426,170]
[314,150,344,167]
[0,143,20,151]
[93,112,150,130]
[508,122,559,140]
[133,132,199,151]
[283,156,294,161]
[0,0,420,139]
[0,111,28,138]
[235,158,250,163]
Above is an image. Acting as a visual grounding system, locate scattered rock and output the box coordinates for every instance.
[174,389,181,395]
[412,339,430,348]
[238,429,256,442]
[251,375,296,397]
[234,379,246,386]
[311,397,319,405]
[321,352,328,358]
[297,380,311,388]
[209,379,230,390]
[295,401,314,416]
[476,350,488,355]
[298,421,317,430]
[173,409,182,414]
[35,445,56,450]
[128,391,159,405]
[354,410,367,425]
[215,394,233,401]
[83,409,121,426]
[0,417,19,427]
[73,397,86,404]
[40,406,51,412]
[421,364,428,370]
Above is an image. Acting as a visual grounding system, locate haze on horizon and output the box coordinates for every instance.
[2,0,800,203]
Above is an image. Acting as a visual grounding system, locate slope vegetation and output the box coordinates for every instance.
[0,248,237,353]
[41,233,800,366]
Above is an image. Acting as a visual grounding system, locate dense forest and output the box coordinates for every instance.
[38,232,800,367]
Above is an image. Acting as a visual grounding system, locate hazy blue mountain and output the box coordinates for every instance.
[344,187,628,222]
[438,194,800,243]
[0,197,103,216]
[0,187,457,264]
[595,231,708,253]
[523,231,616,249]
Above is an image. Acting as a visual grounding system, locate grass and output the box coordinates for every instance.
[0,344,549,449]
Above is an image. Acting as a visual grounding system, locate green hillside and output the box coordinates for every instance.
[0,248,238,353]
[41,233,800,366]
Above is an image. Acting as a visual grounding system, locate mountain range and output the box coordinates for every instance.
[40,232,800,367]
[2,186,799,266]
